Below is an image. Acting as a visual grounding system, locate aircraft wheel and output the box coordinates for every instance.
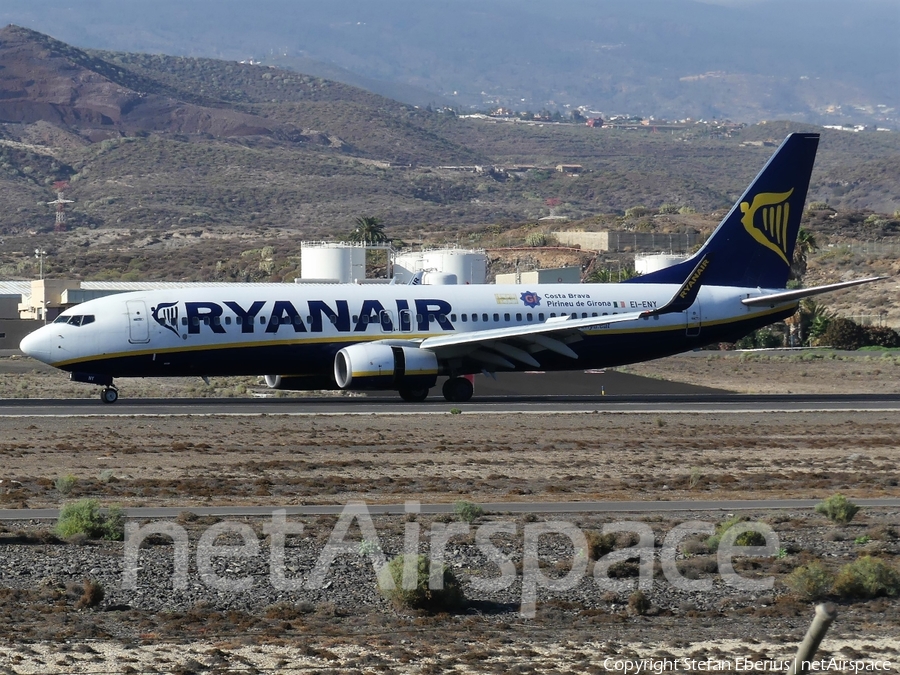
[442,377,473,403]
[100,388,119,404]
[398,387,429,402]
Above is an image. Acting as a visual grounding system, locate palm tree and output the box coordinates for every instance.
[790,227,818,282]
[349,216,388,244]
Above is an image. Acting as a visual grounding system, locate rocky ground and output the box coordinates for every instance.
[0,354,898,672]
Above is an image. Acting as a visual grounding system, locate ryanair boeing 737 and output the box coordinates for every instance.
[19,133,882,403]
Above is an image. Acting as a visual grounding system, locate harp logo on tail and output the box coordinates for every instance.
[740,189,794,266]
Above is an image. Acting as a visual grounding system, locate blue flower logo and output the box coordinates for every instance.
[520,291,541,308]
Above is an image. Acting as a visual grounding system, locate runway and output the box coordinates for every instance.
[3,392,900,416]
[4,364,900,414]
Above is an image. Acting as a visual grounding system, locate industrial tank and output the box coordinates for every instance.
[301,243,366,283]
[393,248,487,284]
[634,253,689,276]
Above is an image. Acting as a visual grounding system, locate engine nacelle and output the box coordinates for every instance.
[334,343,438,391]
[264,374,338,390]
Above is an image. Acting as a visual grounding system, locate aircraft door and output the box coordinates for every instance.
[380,310,394,333]
[127,300,151,344]
[686,301,701,337]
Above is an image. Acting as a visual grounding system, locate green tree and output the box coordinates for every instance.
[790,227,818,281]
[348,216,388,244]
[820,317,866,350]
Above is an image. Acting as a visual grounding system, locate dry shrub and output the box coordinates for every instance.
[378,554,465,612]
[784,561,834,601]
[833,556,900,600]
[75,578,104,609]
[628,590,650,616]
[585,531,617,560]
[815,494,860,524]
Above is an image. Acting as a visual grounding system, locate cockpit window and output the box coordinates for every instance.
[53,314,95,327]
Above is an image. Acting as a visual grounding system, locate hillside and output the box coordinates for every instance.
[1,25,899,328]
[1,1,896,127]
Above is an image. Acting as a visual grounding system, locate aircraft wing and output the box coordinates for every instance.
[418,255,712,368]
[741,277,886,307]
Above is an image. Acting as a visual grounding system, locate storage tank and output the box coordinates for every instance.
[301,243,366,283]
[422,249,487,285]
[392,248,487,284]
[634,253,689,275]
[422,272,458,285]
[392,251,426,284]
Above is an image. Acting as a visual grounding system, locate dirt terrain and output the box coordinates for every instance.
[0,353,898,672]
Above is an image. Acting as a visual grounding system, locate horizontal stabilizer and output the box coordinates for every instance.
[642,253,710,317]
[741,277,887,307]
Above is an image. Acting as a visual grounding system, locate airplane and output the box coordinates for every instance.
[19,132,883,404]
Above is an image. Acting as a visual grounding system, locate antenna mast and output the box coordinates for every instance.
[47,181,74,232]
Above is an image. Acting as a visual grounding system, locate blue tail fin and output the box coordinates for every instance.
[627,132,819,289]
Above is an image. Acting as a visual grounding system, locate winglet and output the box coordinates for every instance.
[642,253,711,317]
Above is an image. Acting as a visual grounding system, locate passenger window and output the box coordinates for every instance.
[539,313,545,321]
[192,317,200,326]
[203,317,210,326]
[182,317,189,326]
[472,314,478,322]
[482,313,488,322]
[225,316,232,325]
[236,316,243,325]
[429,313,436,322]
[260,316,266,324]
[416,313,423,323]
[352,315,359,323]
[592,312,597,317]
[504,313,510,321]
[213,316,221,326]
[450,314,457,322]
[360,315,369,324]
[329,315,337,324]
[550,313,557,318]
[438,314,447,323]
[516,313,522,321]
[461,314,468,322]
[293,316,302,325]
[527,313,533,321]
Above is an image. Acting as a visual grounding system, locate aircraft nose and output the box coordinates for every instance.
[19,327,54,364]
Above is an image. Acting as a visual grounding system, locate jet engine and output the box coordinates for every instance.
[334,343,438,391]
[263,374,338,390]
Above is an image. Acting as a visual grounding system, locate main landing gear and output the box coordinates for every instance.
[100,387,119,404]
[398,387,429,402]
[441,377,474,403]
[397,377,474,403]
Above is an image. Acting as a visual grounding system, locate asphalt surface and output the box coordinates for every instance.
[3,392,900,416]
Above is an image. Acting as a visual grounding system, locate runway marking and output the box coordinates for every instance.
[2,408,900,418]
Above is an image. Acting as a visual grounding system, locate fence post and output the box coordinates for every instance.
[786,603,837,675]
